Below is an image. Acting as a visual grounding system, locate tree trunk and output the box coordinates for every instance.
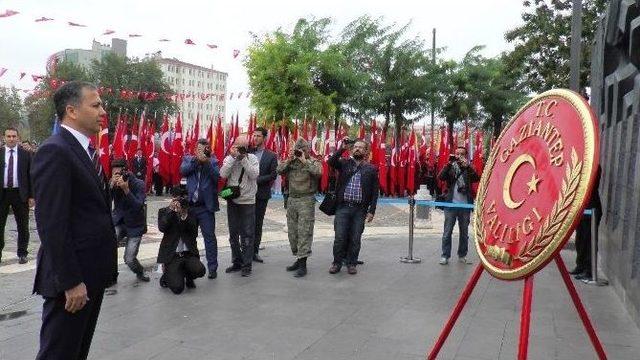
[447,119,454,148]
[492,115,502,140]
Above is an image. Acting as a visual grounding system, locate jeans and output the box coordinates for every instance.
[115,225,143,275]
[333,204,366,266]
[227,202,255,269]
[189,205,217,273]
[441,208,471,259]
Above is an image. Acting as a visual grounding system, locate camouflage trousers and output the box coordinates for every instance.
[286,195,316,259]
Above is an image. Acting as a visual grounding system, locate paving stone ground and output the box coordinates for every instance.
[1,197,639,359]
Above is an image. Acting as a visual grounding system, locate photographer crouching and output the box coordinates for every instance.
[110,159,149,282]
[157,187,206,294]
[437,146,479,265]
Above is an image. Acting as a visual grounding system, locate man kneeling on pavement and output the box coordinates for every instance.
[157,188,206,294]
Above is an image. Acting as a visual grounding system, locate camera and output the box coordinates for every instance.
[237,146,247,155]
[170,186,190,210]
[203,147,211,157]
[343,138,355,145]
[120,172,130,182]
[449,154,458,163]
[294,149,302,157]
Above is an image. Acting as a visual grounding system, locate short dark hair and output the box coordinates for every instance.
[254,127,267,137]
[354,139,370,151]
[111,158,128,169]
[456,146,468,155]
[4,127,18,135]
[53,81,98,121]
[197,138,209,147]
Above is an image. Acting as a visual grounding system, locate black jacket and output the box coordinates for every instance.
[131,156,147,180]
[328,149,379,215]
[438,161,480,204]
[252,148,278,200]
[32,128,116,296]
[111,174,147,237]
[156,206,200,264]
[0,146,33,202]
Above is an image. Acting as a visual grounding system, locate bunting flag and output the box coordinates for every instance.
[0,10,19,18]
[35,16,54,22]
[0,68,7,77]
[159,114,173,184]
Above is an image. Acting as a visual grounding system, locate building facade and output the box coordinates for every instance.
[54,39,127,69]
[156,58,227,132]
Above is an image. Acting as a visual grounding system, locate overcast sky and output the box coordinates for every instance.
[0,0,524,123]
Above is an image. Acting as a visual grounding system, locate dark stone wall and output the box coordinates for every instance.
[590,0,640,327]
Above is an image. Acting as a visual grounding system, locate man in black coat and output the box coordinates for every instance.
[32,81,116,360]
[251,127,278,263]
[437,146,480,265]
[157,188,206,294]
[328,139,379,275]
[571,166,602,281]
[131,148,147,181]
[110,158,148,282]
[0,127,33,264]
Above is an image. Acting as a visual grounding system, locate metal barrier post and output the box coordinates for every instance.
[401,196,421,263]
[585,208,608,286]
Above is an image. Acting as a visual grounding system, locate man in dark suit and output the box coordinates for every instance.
[328,139,379,275]
[251,127,278,263]
[131,148,146,182]
[0,127,33,264]
[571,165,602,281]
[157,187,206,294]
[32,81,116,360]
[180,138,220,279]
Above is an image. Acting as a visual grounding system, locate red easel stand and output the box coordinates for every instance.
[427,255,607,360]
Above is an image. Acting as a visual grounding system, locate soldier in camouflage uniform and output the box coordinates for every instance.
[277,138,322,277]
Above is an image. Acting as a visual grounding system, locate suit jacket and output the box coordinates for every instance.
[112,174,147,237]
[32,127,116,297]
[156,206,199,264]
[328,149,380,215]
[253,148,278,200]
[131,157,146,180]
[438,162,480,204]
[0,146,33,202]
[180,155,220,213]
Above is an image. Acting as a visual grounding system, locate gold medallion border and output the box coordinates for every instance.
[473,89,597,280]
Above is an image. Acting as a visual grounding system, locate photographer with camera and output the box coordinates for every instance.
[276,138,322,277]
[437,146,479,265]
[180,138,220,279]
[157,188,206,294]
[110,158,149,282]
[220,135,259,277]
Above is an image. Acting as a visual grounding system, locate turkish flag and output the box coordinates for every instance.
[171,114,184,186]
[320,125,331,192]
[159,114,173,184]
[358,121,365,140]
[98,114,111,178]
[144,121,156,191]
[406,130,418,195]
[378,130,387,195]
[389,137,397,196]
[112,114,127,160]
[214,115,225,162]
[436,126,450,193]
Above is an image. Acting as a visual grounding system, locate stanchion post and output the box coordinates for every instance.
[400,196,421,263]
[586,208,608,286]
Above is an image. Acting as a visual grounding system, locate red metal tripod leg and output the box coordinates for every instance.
[427,264,484,360]
[518,275,534,360]
[554,255,607,360]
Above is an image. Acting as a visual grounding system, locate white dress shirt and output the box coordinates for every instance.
[61,124,93,160]
[4,145,19,188]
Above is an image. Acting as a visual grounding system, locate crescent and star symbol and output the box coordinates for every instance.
[502,154,541,209]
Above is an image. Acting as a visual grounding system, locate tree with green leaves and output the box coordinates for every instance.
[0,87,25,134]
[245,18,341,122]
[504,0,607,93]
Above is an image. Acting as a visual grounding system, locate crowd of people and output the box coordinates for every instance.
[0,80,600,360]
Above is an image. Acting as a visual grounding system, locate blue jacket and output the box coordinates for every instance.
[112,174,147,237]
[180,155,220,213]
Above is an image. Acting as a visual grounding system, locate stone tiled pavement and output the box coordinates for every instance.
[1,198,639,359]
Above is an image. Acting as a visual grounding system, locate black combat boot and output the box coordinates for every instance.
[286,258,301,272]
[294,257,307,278]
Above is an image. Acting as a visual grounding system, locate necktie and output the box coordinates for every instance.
[7,149,14,188]
[88,144,105,189]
